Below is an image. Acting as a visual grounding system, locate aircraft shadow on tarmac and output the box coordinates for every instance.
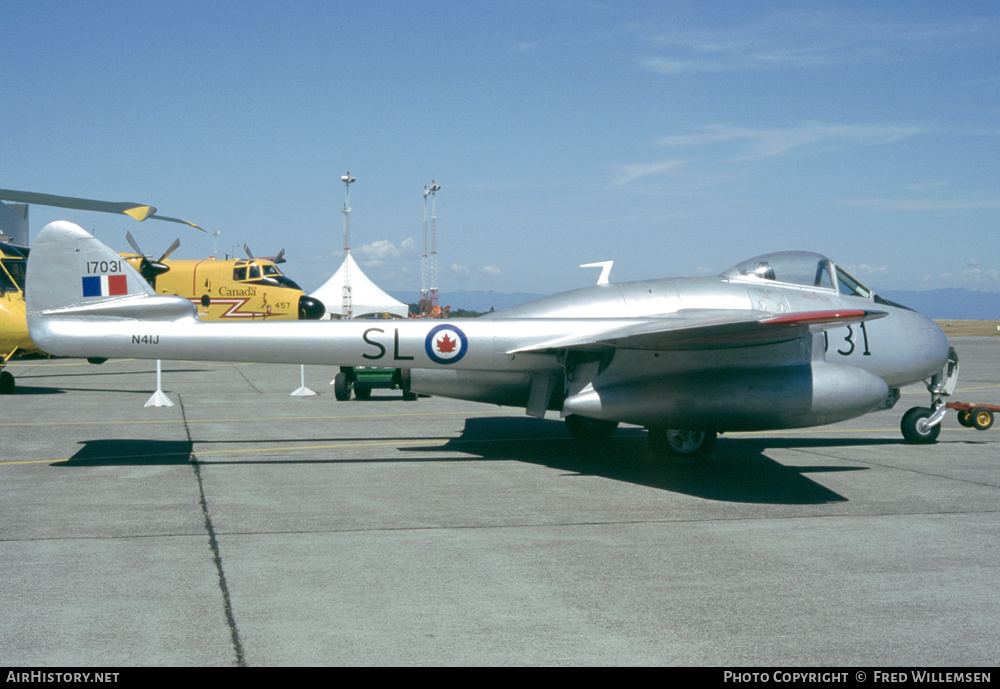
[56,416,887,504]
[6,385,66,395]
[14,366,208,395]
[400,416,869,505]
[57,439,194,466]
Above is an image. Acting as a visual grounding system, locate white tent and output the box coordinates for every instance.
[311,252,409,319]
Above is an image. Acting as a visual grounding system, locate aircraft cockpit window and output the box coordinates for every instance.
[262,264,281,276]
[0,267,17,293]
[753,262,776,280]
[835,267,872,299]
[233,267,246,281]
[815,262,834,289]
[248,265,262,280]
[721,252,836,290]
[1,259,26,293]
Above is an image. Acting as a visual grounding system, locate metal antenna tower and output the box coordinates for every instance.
[340,172,356,318]
[427,181,441,312]
[421,185,430,312]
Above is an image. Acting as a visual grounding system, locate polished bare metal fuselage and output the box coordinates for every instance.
[27,222,950,434]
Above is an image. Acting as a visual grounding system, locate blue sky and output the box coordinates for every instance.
[4,1,999,300]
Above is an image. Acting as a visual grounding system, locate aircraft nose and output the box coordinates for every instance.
[298,295,326,320]
[903,309,950,379]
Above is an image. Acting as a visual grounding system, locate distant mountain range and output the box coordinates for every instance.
[881,289,1000,321]
[393,288,1000,320]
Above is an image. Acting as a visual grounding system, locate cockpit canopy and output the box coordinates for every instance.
[232,260,304,291]
[721,251,872,299]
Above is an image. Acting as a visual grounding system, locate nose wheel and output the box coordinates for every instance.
[900,346,958,444]
[901,406,941,444]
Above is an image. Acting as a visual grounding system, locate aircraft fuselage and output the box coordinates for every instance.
[26,223,950,436]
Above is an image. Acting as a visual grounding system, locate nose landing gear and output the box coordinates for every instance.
[900,347,959,444]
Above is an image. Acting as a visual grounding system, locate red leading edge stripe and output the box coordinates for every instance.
[762,310,869,326]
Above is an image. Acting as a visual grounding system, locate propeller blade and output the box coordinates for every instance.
[125,231,145,257]
[158,238,181,262]
[273,249,285,264]
[124,231,172,281]
[243,243,254,259]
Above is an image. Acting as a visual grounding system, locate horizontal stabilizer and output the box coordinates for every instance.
[39,294,197,321]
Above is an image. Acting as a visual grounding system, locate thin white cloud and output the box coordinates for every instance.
[842,264,889,279]
[655,123,921,161]
[512,41,540,53]
[355,237,418,267]
[481,265,502,277]
[921,267,1000,288]
[840,198,1000,212]
[614,159,687,186]
[638,13,999,76]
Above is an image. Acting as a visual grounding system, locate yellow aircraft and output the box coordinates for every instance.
[0,240,31,392]
[121,234,325,321]
[0,188,205,393]
[0,189,324,393]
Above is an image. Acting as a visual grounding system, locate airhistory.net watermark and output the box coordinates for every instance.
[6,673,119,683]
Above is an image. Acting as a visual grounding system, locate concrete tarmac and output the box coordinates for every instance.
[1,338,997,666]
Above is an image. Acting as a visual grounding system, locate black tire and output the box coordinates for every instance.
[901,406,940,444]
[958,410,974,428]
[648,427,717,458]
[564,414,618,441]
[333,372,351,401]
[353,387,372,400]
[970,407,994,431]
[0,370,14,394]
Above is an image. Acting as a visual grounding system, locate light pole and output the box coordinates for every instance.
[427,182,441,313]
[341,172,356,318]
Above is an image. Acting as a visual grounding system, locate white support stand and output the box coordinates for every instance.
[291,364,317,397]
[145,360,174,408]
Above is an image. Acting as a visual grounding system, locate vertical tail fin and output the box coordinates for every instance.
[26,221,154,315]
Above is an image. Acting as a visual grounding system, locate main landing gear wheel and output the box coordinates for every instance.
[0,370,14,394]
[901,407,941,444]
[564,414,619,441]
[333,372,351,401]
[648,427,717,458]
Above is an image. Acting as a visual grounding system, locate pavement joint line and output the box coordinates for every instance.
[4,508,998,547]
[181,395,245,668]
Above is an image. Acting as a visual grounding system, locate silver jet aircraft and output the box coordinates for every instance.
[26,221,958,457]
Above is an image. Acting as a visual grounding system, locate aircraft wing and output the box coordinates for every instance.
[508,308,887,354]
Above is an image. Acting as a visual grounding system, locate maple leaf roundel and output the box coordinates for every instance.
[425,324,469,364]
